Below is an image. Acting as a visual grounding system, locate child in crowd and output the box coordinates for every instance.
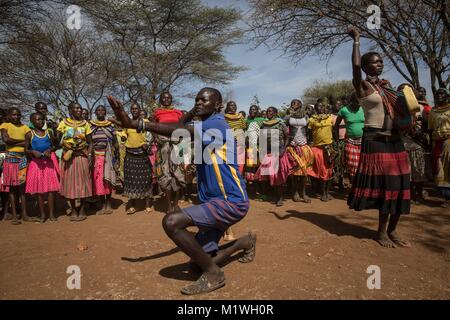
[25,113,60,222]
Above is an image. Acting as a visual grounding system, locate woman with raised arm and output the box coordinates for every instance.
[346,26,411,248]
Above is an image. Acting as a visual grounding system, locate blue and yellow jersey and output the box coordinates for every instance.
[194,113,248,204]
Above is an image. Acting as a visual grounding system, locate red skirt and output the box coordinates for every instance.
[307,146,333,181]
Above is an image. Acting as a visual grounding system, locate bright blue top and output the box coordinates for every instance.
[31,130,52,153]
[193,113,247,203]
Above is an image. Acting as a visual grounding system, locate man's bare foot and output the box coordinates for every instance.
[327,194,333,201]
[375,232,396,248]
[320,194,329,202]
[49,216,57,222]
[4,213,12,220]
[388,231,411,248]
[293,192,301,202]
[11,219,21,225]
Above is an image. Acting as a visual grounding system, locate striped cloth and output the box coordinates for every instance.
[59,155,92,199]
[183,200,249,253]
[348,129,411,215]
[345,137,362,179]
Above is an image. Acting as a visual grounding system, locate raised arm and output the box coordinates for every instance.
[348,26,365,98]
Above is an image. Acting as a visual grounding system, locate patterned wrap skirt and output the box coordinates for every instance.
[432,138,450,197]
[286,144,314,176]
[60,155,93,199]
[347,128,411,215]
[124,149,153,199]
[245,147,259,181]
[155,141,186,192]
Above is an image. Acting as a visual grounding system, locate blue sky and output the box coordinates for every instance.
[177,0,433,111]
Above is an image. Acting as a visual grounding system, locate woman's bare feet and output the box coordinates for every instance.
[375,232,396,248]
[388,231,411,248]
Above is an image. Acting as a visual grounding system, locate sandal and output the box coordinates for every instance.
[238,233,256,263]
[223,234,235,241]
[145,207,153,214]
[180,271,226,295]
[126,207,136,215]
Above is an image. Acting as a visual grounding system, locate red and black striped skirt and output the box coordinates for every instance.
[347,130,411,215]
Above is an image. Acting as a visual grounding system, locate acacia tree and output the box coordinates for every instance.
[0,11,121,117]
[0,0,50,45]
[74,0,244,112]
[248,0,449,94]
[302,80,354,105]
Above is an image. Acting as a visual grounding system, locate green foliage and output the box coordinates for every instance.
[302,80,354,105]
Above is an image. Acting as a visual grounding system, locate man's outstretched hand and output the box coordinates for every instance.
[107,96,137,129]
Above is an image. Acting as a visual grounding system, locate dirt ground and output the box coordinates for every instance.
[0,186,449,300]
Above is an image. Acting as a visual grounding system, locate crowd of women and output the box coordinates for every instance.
[0,37,448,252]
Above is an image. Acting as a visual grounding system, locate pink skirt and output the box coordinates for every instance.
[26,158,60,194]
[50,152,60,178]
[93,155,112,196]
[255,153,293,186]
